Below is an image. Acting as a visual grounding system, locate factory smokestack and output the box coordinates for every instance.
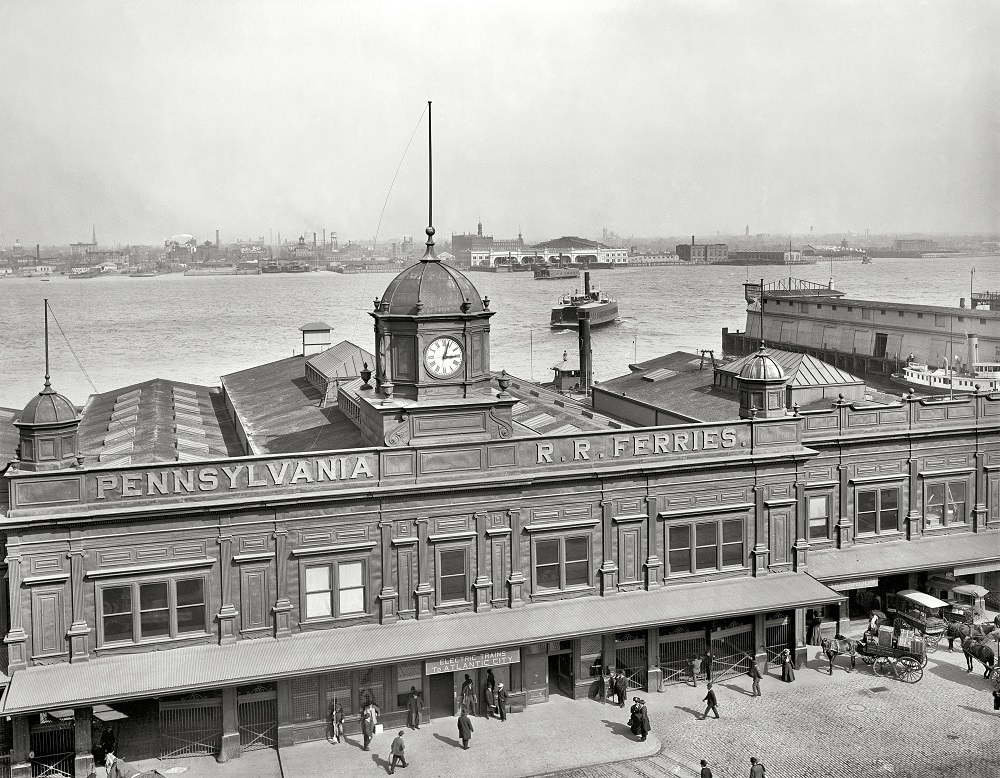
[215,230,219,248]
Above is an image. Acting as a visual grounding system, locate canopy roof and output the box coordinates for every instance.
[950,584,989,598]
[896,590,949,609]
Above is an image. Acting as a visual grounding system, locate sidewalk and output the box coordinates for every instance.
[117,694,672,778]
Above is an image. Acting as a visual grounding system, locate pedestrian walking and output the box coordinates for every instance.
[388,730,407,774]
[638,698,651,742]
[701,683,720,719]
[496,682,509,722]
[406,687,422,729]
[780,648,796,682]
[461,673,478,716]
[457,707,474,749]
[690,655,702,687]
[628,697,641,735]
[329,701,345,743]
[992,688,1000,711]
[699,759,713,778]
[361,701,378,751]
[749,756,766,777]
[749,660,762,697]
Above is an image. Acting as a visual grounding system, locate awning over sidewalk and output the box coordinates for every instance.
[1,572,842,715]
[809,532,1000,585]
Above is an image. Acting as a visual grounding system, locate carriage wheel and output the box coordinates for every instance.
[861,654,875,666]
[919,652,928,668]
[893,618,907,630]
[873,657,892,677]
[894,656,923,683]
[924,633,941,653]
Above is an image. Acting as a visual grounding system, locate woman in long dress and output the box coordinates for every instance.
[780,648,795,682]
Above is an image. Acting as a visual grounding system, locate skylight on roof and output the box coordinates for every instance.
[642,368,676,382]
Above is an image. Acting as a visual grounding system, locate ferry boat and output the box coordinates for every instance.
[891,361,1000,395]
[534,266,580,280]
[550,272,619,328]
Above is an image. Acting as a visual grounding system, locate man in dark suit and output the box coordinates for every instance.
[702,683,720,719]
[496,682,509,722]
[406,687,422,729]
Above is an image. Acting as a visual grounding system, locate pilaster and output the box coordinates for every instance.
[67,544,90,662]
[218,687,240,762]
[4,552,27,672]
[272,529,292,638]
[414,518,433,618]
[791,467,809,572]
[905,456,923,539]
[472,512,492,612]
[506,508,526,608]
[642,496,661,589]
[835,463,853,548]
[598,501,619,595]
[751,485,769,574]
[973,449,988,531]
[378,520,399,624]
[10,716,30,778]
[216,535,238,645]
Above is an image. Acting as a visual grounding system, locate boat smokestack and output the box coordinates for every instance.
[577,308,592,394]
[968,334,979,371]
[584,271,591,296]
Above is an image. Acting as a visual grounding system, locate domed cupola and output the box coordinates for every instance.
[379,255,486,316]
[370,224,496,404]
[14,376,80,471]
[737,345,787,419]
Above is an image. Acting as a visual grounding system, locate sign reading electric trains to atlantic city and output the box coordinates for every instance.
[8,422,758,512]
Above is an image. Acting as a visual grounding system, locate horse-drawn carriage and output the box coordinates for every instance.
[884,590,948,651]
[856,625,927,683]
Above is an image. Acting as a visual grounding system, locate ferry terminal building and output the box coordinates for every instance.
[1,244,999,777]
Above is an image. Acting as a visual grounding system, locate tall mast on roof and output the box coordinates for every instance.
[422,100,438,261]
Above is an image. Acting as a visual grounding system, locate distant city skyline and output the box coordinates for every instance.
[1,1,997,246]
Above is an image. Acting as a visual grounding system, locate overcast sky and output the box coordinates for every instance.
[1,0,997,247]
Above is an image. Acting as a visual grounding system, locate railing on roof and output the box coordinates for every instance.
[745,278,842,303]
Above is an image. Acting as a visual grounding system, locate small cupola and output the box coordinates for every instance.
[14,376,80,471]
[737,345,787,419]
[300,321,333,356]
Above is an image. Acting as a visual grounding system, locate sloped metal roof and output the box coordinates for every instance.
[306,341,376,380]
[0,573,841,715]
[720,348,862,388]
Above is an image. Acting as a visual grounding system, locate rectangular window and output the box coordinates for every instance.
[808,494,830,541]
[533,535,591,591]
[925,480,968,528]
[304,560,368,620]
[667,525,691,574]
[438,548,468,603]
[856,488,899,536]
[99,577,207,645]
[666,518,745,576]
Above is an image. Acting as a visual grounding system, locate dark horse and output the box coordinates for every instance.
[946,621,997,651]
[961,636,996,677]
[821,636,858,675]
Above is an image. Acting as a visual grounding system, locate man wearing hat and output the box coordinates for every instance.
[749,756,765,777]
[388,730,407,774]
[496,681,509,722]
[702,683,720,719]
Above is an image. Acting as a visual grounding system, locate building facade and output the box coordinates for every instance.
[2,254,999,778]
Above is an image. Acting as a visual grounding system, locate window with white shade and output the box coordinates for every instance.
[303,559,367,620]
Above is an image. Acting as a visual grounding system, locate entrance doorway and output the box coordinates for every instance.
[548,653,573,697]
[428,674,454,719]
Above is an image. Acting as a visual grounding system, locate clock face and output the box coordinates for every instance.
[424,336,464,379]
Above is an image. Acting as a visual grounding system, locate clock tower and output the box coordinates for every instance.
[346,231,516,448]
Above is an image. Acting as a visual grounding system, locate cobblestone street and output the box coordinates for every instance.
[539,637,1000,778]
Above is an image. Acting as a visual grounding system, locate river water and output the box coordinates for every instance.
[2,256,999,409]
